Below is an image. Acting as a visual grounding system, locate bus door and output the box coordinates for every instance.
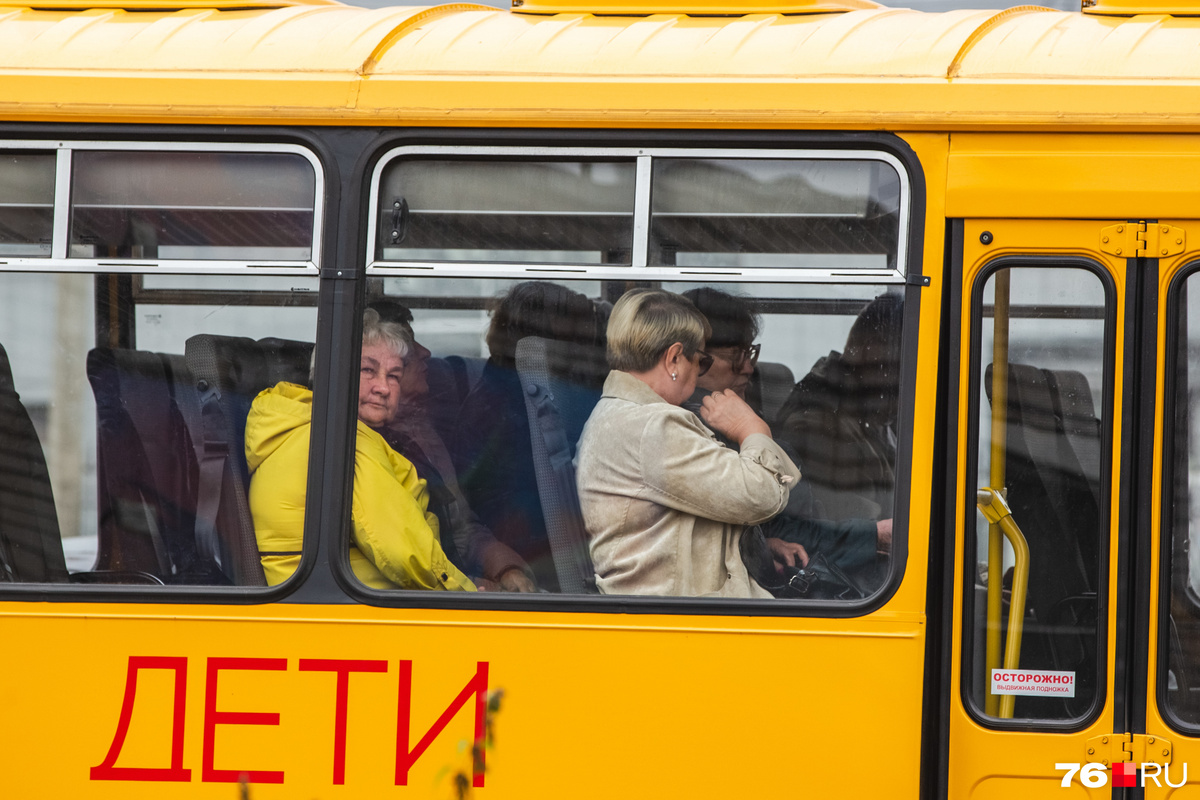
[946,218,1131,798]
[1142,220,1200,797]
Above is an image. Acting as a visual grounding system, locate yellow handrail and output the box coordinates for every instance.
[976,487,1030,719]
[985,269,1011,717]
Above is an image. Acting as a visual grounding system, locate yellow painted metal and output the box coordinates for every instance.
[19,0,339,7]
[0,601,929,798]
[950,136,1200,220]
[1085,0,1200,15]
[976,487,1030,720]
[1099,222,1187,257]
[514,0,880,15]
[1083,732,1174,765]
[1139,222,1200,800]
[950,219,1128,800]
[4,6,1200,126]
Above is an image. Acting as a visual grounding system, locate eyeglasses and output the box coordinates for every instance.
[708,343,762,372]
[695,351,714,377]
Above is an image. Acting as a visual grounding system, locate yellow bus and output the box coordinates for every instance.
[1,0,1198,796]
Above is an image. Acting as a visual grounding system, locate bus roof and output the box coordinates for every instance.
[0,1,1198,128]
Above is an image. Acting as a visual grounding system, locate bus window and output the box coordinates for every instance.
[372,159,637,266]
[343,277,903,602]
[0,270,317,588]
[0,152,55,258]
[649,158,902,270]
[69,150,317,263]
[966,263,1110,723]
[1164,268,1200,729]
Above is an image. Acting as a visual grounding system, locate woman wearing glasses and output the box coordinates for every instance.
[575,289,801,598]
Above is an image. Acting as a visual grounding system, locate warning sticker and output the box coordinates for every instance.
[990,669,1075,697]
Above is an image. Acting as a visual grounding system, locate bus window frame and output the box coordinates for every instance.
[364,145,912,286]
[333,132,927,618]
[0,133,332,604]
[960,254,1117,732]
[0,140,324,276]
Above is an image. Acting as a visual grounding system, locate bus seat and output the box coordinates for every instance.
[183,335,313,587]
[0,341,69,583]
[515,336,599,594]
[87,348,224,584]
[750,361,796,425]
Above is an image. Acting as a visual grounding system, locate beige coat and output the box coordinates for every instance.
[576,370,800,598]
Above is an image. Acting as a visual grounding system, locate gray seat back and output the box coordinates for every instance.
[515,336,600,594]
[183,335,313,587]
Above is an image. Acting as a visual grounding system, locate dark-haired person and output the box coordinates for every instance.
[775,292,903,527]
[451,281,605,592]
[576,289,801,598]
[682,288,891,584]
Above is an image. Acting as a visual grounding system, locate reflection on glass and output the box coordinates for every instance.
[348,278,900,600]
[649,159,902,270]
[69,151,316,261]
[375,160,636,265]
[968,265,1107,722]
[0,153,55,257]
[0,271,317,587]
[1165,272,1200,727]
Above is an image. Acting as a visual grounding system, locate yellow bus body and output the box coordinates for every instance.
[1,0,1199,797]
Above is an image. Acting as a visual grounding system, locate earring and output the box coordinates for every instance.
[671,372,677,381]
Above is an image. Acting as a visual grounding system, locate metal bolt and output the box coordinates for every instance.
[1102,236,1110,243]
[1116,248,1123,255]
[1163,226,1170,233]
[1164,749,1171,757]
[1149,737,1156,744]
[1163,249,1169,255]
[1178,238,1184,244]
[1087,747,1095,755]
[980,231,994,245]
[1117,225,1125,233]
[1102,736,1109,744]
[393,201,401,209]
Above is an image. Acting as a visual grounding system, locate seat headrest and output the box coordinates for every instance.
[0,341,15,396]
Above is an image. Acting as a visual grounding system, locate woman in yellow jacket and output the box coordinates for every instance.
[245,310,475,591]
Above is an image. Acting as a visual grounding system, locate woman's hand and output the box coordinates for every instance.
[876,519,893,555]
[498,567,537,593]
[766,537,809,570]
[699,389,771,445]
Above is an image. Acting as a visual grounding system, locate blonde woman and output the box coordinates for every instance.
[246,309,474,591]
[575,289,802,598]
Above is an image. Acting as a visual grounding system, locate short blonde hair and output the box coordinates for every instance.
[606,289,711,372]
[310,308,410,383]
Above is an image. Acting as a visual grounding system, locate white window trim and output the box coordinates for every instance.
[365,145,911,285]
[0,140,323,276]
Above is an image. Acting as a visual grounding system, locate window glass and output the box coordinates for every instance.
[69,151,316,261]
[0,152,55,258]
[345,277,902,600]
[1164,270,1200,727]
[967,264,1108,722]
[0,271,317,587]
[649,159,901,270]
[375,160,636,265]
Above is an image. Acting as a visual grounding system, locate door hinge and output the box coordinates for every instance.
[1085,733,1173,765]
[1100,222,1186,258]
